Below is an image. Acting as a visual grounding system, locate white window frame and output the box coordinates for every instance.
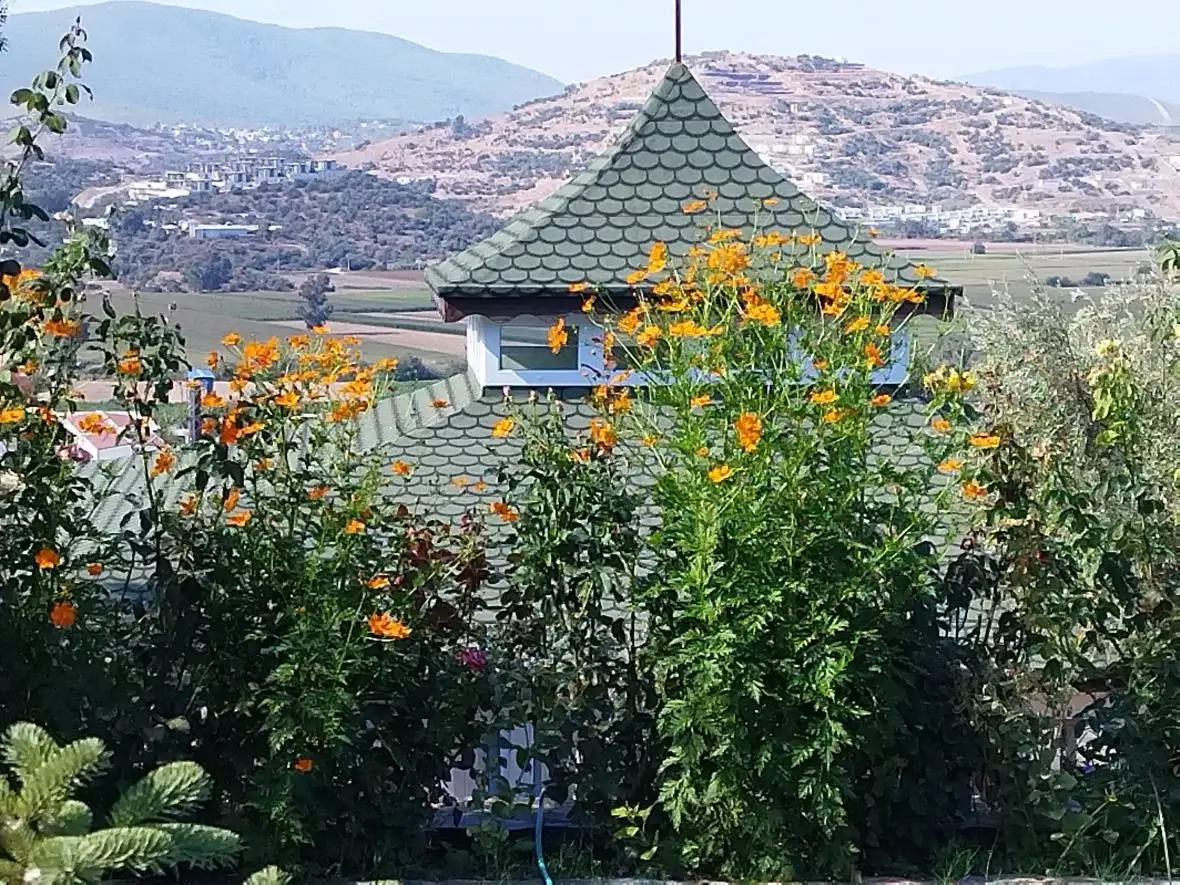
[465,315,911,389]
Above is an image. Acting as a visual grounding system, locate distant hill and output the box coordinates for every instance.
[330,51,1180,220]
[0,1,564,127]
[966,55,1180,118]
[1005,90,1180,127]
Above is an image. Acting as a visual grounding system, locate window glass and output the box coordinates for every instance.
[499,322,580,371]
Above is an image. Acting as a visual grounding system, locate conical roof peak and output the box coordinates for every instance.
[425,61,952,313]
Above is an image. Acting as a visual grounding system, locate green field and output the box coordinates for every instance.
[90,287,458,373]
[77,248,1157,379]
[897,246,1154,307]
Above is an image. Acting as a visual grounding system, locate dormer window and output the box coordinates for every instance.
[465,314,915,389]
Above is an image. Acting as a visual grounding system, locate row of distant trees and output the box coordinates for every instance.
[109,172,500,291]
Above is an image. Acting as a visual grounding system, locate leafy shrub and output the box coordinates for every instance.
[520,228,982,878]
[959,272,1180,872]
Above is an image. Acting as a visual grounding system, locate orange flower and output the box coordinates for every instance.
[707,464,733,483]
[373,357,399,373]
[589,418,617,449]
[874,324,891,337]
[224,487,240,511]
[206,351,219,369]
[843,316,870,334]
[913,264,937,279]
[743,302,780,326]
[226,510,252,527]
[568,281,590,293]
[624,269,648,286]
[581,295,595,313]
[547,317,568,354]
[0,407,25,424]
[809,389,838,406]
[179,495,197,516]
[254,458,273,472]
[473,480,487,492]
[151,449,176,476]
[792,267,816,288]
[292,757,313,773]
[641,434,659,447]
[344,519,366,534]
[307,485,328,501]
[930,417,951,433]
[968,433,1001,449]
[221,332,241,347]
[34,547,59,569]
[49,600,76,628]
[762,197,780,207]
[431,398,449,409]
[634,325,661,348]
[367,574,391,589]
[647,241,668,274]
[491,417,514,439]
[490,500,518,522]
[796,232,822,247]
[116,354,142,375]
[86,562,103,576]
[570,448,591,463]
[44,318,81,338]
[870,393,892,407]
[616,310,641,335]
[689,394,710,408]
[451,476,470,488]
[76,414,110,435]
[392,460,412,476]
[821,408,844,424]
[367,612,411,640]
[937,457,963,474]
[734,412,762,453]
[962,481,988,500]
[812,358,829,371]
[274,391,299,409]
[682,199,707,214]
[864,342,884,368]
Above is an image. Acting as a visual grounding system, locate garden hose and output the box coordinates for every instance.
[531,723,553,885]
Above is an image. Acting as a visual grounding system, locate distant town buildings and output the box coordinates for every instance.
[165,157,341,194]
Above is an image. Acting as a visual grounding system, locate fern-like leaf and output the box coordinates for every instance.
[0,816,36,865]
[107,761,210,827]
[0,775,14,817]
[16,739,106,823]
[23,834,87,885]
[2,723,59,785]
[38,827,172,880]
[151,822,240,871]
[42,799,93,837]
[0,858,25,884]
[244,865,292,885]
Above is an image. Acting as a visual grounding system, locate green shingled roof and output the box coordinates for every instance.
[425,62,948,301]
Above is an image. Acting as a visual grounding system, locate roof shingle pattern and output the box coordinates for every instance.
[425,63,948,301]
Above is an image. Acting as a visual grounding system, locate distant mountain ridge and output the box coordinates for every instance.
[330,51,1180,220]
[0,1,564,128]
[1008,90,1180,127]
[966,55,1180,125]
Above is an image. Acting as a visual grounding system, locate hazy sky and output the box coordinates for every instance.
[9,0,1177,83]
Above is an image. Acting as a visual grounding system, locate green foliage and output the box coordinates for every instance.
[0,722,241,883]
[488,398,657,853]
[110,173,501,290]
[958,258,1180,873]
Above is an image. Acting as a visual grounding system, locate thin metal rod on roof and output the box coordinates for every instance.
[674,0,682,63]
